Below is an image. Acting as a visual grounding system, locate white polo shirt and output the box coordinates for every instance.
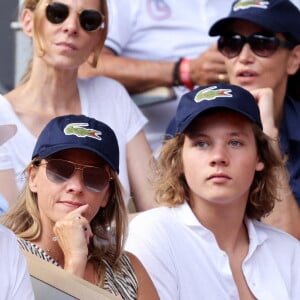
[125,202,300,300]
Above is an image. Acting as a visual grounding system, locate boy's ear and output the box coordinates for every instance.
[256,161,264,172]
[21,8,34,38]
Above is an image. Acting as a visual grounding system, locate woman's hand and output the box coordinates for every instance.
[250,88,278,139]
[53,204,93,277]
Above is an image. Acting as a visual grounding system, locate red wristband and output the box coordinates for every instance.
[179,58,194,90]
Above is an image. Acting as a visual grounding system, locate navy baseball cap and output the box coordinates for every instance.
[209,0,300,44]
[174,83,262,133]
[32,115,119,173]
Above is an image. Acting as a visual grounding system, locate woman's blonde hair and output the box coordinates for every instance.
[2,157,127,286]
[20,0,108,84]
[153,123,284,220]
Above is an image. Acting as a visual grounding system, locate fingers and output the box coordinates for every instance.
[53,206,93,247]
[63,204,90,223]
[250,87,273,101]
[250,88,277,137]
[75,216,93,243]
[203,44,226,63]
[190,49,228,85]
[71,204,89,216]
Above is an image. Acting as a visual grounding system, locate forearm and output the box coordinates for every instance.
[80,49,175,94]
[254,88,300,239]
[263,123,300,239]
[126,131,157,211]
[63,255,87,278]
[264,128,299,238]
[262,167,300,239]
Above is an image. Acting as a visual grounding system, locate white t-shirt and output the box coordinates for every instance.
[105,0,234,151]
[0,76,147,203]
[125,202,300,300]
[0,225,34,300]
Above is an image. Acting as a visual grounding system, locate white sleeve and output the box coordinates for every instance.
[105,0,136,54]
[291,242,300,300]
[290,0,300,9]
[0,226,34,300]
[125,213,179,300]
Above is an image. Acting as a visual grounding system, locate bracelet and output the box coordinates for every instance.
[179,58,194,90]
[172,58,183,86]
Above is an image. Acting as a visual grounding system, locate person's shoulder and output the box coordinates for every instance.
[0,224,15,238]
[0,94,13,111]
[253,220,299,249]
[0,93,7,100]
[130,206,177,228]
[78,76,127,92]
[77,76,132,106]
[0,225,19,250]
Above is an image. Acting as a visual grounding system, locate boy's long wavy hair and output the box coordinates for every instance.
[19,0,108,84]
[2,157,127,287]
[153,123,284,220]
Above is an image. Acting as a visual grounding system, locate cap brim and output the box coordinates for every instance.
[0,125,17,145]
[177,101,262,133]
[36,144,119,173]
[209,16,279,36]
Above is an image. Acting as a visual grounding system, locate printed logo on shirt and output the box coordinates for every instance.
[233,0,269,11]
[64,123,102,140]
[146,0,171,20]
[194,86,232,103]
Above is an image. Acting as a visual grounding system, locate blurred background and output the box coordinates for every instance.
[0,0,31,94]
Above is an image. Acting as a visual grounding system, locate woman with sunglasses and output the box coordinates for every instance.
[209,0,300,239]
[2,114,159,300]
[0,0,155,212]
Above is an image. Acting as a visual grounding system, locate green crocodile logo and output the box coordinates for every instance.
[233,0,269,11]
[194,86,232,103]
[64,123,102,140]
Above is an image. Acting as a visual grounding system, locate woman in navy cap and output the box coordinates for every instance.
[209,0,300,239]
[2,114,158,300]
[125,84,300,300]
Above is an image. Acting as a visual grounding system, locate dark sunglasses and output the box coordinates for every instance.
[46,2,105,32]
[217,33,295,58]
[39,158,112,192]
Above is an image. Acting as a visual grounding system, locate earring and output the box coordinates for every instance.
[93,224,115,253]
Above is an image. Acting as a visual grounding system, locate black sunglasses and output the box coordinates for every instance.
[46,2,105,32]
[218,33,295,58]
[39,159,112,192]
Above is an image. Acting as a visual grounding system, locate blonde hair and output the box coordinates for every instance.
[153,124,284,220]
[20,0,108,84]
[2,157,127,286]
